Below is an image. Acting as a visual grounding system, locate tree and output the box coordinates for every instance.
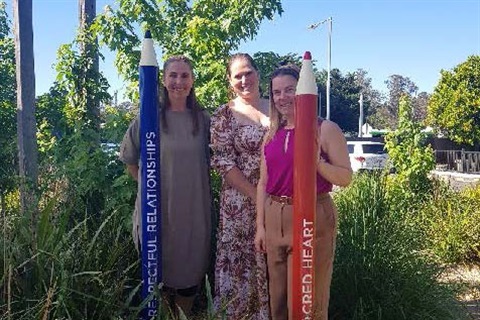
[0,1,17,197]
[427,55,480,146]
[372,75,418,129]
[317,68,372,134]
[95,0,283,110]
[412,91,429,124]
[13,0,38,214]
[253,51,301,97]
[385,95,435,198]
[352,68,384,129]
[35,84,68,157]
[252,54,383,135]
[325,69,358,133]
[78,0,101,131]
[30,0,112,219]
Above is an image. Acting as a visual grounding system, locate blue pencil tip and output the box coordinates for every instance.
[145,30,152,39]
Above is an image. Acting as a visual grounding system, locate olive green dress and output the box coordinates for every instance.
[119,109,211,289]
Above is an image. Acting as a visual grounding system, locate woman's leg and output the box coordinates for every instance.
[265,199,293,320]
[175,286,198,316]
[313,194,337,320]
[161,285,198,318]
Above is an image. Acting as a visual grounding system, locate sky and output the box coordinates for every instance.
[7,0,480,99]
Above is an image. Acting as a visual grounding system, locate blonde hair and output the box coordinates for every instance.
[264,64,300,143]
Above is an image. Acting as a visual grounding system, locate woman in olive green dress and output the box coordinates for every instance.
[119,55,211,316]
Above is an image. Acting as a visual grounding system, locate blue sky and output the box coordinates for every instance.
[9,0,480,98]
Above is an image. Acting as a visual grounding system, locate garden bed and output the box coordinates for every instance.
[441,264,480,319]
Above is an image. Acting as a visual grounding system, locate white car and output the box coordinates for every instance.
[347,141,388,172]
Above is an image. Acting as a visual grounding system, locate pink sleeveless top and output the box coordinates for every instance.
[264,125,332,197]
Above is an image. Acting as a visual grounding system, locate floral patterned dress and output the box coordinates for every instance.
[211,104,270,319]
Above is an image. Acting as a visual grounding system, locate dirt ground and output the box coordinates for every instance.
[441,264,480,319]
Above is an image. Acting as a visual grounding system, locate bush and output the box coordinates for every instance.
[0,197,139,319]
[419,181,480,264]
[330,172,465,320]
[385,95,435,208]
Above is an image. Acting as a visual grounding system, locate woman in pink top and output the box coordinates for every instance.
[255,65,352,320]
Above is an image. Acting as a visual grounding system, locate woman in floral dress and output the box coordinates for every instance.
[211,53,270,319]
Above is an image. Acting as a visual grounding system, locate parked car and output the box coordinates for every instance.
[347,141,388,172]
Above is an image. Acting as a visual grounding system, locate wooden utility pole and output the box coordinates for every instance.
[78,0,100,129]
[13,0,38,216]
[78,0,97,65]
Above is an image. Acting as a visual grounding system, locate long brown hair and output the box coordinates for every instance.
[264,64,300,143]
[160,55,202,135]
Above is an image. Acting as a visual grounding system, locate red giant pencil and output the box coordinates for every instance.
[292,51,318,319]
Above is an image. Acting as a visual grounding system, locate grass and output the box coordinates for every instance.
[1,171,476,319]
[330,172,466,320]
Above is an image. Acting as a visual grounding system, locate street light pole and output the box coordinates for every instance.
[358,92,364,137]
[308,17,333,120]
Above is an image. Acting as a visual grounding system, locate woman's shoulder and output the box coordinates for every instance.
[199,109,211,127]
[318,118,346,145]
[211,103,232,122]
[198,108,210,119]
[318,117,340,131]
[126,114,140,133]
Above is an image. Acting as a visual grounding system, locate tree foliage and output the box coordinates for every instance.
[55,37,110,131]
[35,84,68,158]
[370,75,418,129]
[29,12,114,219]
[252,52,379,134]
[0,1,14,102]
[315,68,383,134]
[0,0,17,194]
[412,91,430,124]
[326,69,363,133]
[427,55,480,146]
[94,0,283,110]
[253,51,301,97]
[385,95,435,201]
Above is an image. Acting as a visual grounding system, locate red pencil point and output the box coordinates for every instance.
[296,51,317,96]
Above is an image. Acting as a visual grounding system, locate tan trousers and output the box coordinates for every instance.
[265,194,337,320]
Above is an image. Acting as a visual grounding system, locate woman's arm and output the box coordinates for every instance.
[210,105,257,202]
[317,121,353,187]
[127,164,139,182]
[224,169,257,202]
[119,116,141,182]
[255,144,268,253]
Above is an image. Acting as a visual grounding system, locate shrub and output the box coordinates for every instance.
[0,197,139,319]
[330,172,465,320]
[419,181,480,264]
[385,95,435,211]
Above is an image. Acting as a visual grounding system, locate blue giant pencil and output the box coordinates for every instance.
[139,30,161,319]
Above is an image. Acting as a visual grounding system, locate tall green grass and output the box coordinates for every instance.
[0,197,139,319]
[0,193,230,320]
[330,172,466,320]
[418,181,480,264]
[2,169,476,319]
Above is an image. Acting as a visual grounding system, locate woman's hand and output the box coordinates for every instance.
[254,225,267,253]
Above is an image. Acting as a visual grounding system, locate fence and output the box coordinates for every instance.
[434,149,480,174]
